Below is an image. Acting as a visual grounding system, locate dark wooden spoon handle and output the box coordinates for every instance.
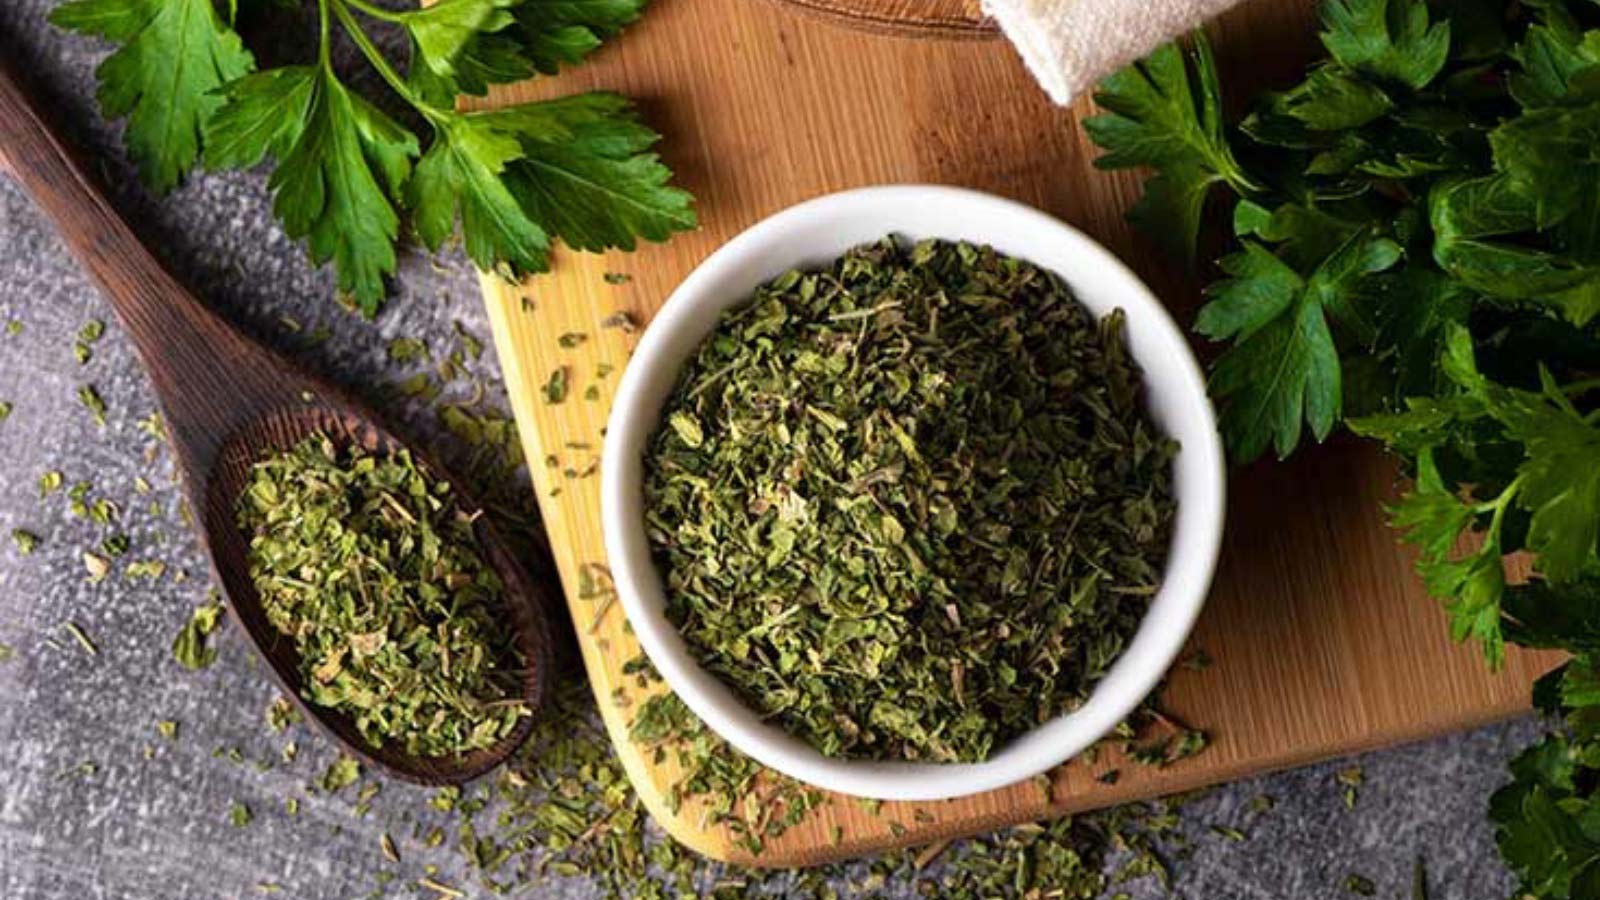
[0,58,293,471]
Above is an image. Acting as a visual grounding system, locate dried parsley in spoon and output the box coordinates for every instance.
[237,434,527,757]
[643,237,1178,763]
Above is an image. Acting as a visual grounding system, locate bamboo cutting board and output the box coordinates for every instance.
[472,0,1565,867]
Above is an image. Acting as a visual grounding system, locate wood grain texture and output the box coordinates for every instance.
[753,0,994,40]
[0,60,556,787]
[474,0,1565,866]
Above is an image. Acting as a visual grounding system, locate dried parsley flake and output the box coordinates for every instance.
[643,238,1178,762]
[237,434,528,756]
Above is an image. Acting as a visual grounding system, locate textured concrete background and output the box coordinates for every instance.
[0,3,1545,898]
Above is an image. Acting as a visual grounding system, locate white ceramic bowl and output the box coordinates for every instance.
[601,185,1225,801]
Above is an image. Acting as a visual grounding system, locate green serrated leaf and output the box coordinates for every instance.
[1320,0,1451,89]
[51,0,256,192]
[500,94,696,252]
[1207,229,1399,461]
[1085,33,1255,261]
[408,111,553,276]
[268,67,417,314]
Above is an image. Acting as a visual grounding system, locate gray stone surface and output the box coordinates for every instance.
[0,4,1546,898]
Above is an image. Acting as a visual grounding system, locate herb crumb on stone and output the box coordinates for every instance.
[11,529,39,554]
[77,385,107,426]
[63,621,98,656]
[172,597,224,670]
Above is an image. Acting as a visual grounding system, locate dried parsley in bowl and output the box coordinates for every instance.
[237,434,528,757]
[643,237,1178,763]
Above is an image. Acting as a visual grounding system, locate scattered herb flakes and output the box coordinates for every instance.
[1343,873,1376,896]
[63,622,98,656]
[156,720,179,741]
[1210,824,1247,842]
[395,371,441,401]
[55,760,97,780]
[645,238,1178,763]
[0,643,13,664]
[38,471,62,496]
[603,272,632,285]
[542,367,569,404]
[229,801,253,828]
[595,362,614,379]
[386,337,429,364]
[267,697,301,733]
[584,384,601,402]
[255,883,282,895]
[125,559,166,579]
[79,319,105,344]
[418,878,465,899]
[557,332,588,349]
[0,401,11,421]
[238,434,528,755]
[5,319,20,336]
[89,498,118,525]
[81,552,110,582]
[1336,766,1363,809]
[101,534,129,557]
[285,796,300,816]
[381,832,401,863]
[172,597,224,670]
[133,476,151,494]
[452,321,484,360]
[77,385,106,426]
[599,311,637,333]
[319,757,361,794]
[1249,793,1276,816]
[1414,857,1428,900]
[11,529,40,554]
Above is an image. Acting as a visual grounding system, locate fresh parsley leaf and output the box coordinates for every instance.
[1504,577,1600,653]
[1430,174,1600,326]
[1085,33,1255,261]
[1491,101,1600,256]
[1487,372,1600,582]
[57,0,691,312]
[1388,446,1509,668]
[267,67,418,314]
[1092,10,1600,897]
[1205,229,1400,460]
[515,0,647,75]
[398,0,528,94]
[410,93,692,276]
[1319,0,1450,90]
[1274,67,1393,131]
[499,93,695,252]
[409,109,553,276]
[204,66,317,170]
[1509,7,1600,109]
[50,0,255,192]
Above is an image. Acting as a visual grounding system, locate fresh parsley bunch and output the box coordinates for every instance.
[1087,1,1600,895]
[50,0,696,314]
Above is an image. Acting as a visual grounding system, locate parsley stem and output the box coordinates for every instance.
[1561,376,1600,397]
[329,0,446,122]
[340,0,404,23]
[316,0,332,70]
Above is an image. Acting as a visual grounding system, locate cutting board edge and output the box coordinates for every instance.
[628,685,1549,868]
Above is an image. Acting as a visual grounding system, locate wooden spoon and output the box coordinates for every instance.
[0,61,553,785]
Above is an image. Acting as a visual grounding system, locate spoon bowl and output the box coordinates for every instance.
[0,60,554,785]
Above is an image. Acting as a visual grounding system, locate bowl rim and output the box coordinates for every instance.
[601,184,1226,801]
